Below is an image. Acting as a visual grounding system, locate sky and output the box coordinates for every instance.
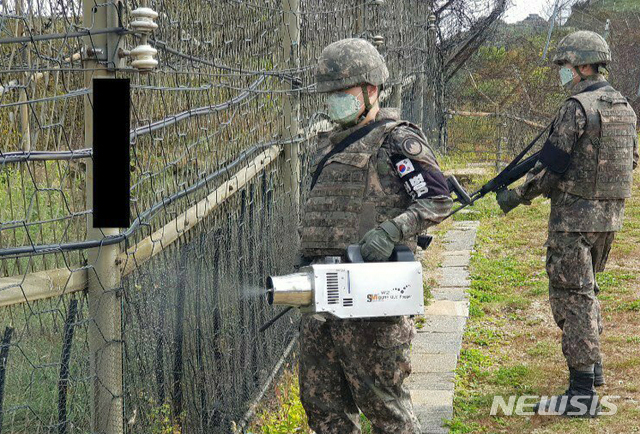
[503,0,551,23]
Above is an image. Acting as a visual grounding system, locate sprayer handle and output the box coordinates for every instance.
[346,245,365,263]
[346,244,415,263]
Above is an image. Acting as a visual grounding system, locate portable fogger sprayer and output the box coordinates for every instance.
[265,245,424,322]
[259,121,553,331]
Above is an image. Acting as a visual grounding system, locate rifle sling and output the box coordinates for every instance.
[310,119,395,190]
[482,81,610,194]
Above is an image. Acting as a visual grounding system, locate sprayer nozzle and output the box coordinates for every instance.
[266,277,275,305]
[265,272,313,307]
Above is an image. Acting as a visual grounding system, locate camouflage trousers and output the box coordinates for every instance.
[299,314,421,434]
[545,231,614,368]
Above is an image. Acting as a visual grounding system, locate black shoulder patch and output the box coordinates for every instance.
[539,138,572,174]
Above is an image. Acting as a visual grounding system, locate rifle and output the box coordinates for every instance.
[417,121,553,249]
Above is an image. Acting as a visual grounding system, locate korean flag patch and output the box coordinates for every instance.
[395,158,415,177]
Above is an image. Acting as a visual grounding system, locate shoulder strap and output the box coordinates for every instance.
[309,119,395,190]
[576,80,610,95]
[569,81,611,140]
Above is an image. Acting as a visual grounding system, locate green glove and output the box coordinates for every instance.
[360,220,402,262]
[496,189,527,214]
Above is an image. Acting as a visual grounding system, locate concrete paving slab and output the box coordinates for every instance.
[412,332,462,355]
[441,252,471,268]
[414,405,453,420]
[411,389,454,407]
[417,316,466,334]
[411,353,458,373]
[422,428,449,434]
[439,267,470,288]
[423,300,469,317]
[406,372,455,390]
[431,287,467,301]
[414,404,453,432]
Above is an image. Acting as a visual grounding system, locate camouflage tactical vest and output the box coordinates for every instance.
[300,111,415,258]
[556,85,637,199]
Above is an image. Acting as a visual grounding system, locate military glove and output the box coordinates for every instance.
[359,220,402,262]
[496,188,527,214]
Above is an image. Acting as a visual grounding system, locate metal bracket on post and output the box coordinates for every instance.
[107,0,126,69]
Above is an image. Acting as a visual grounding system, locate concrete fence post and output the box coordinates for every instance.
[83,1,126,433]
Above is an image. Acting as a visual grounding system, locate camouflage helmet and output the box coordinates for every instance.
[552,30,611,66]
[315,38,389,93]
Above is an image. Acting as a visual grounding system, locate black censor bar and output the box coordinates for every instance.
[93,78,131,228]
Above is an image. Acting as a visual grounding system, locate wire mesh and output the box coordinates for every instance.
[1,0,639,433]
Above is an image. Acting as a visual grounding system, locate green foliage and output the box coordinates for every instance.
[457,348,492,376]
[0,160,86,275]
[617,299,640,312]
[596,271,635,292]
[466,325,504,347]
[447,417,483,434]
[250,368,374,434]
[526,341,555,358]
[251,371,310,434]
[423,278,434,304]
[477,45,507,63]
[491,365,531,388]
[149,403,181,434]
[360,413,372,433]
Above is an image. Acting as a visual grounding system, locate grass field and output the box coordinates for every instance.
[448,169,640,433]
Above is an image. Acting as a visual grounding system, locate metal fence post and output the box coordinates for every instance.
[496,119,507,172]
[424,11,441,150]
[281,0,301,215]
[83,1,125,433]
[16,0,31,153]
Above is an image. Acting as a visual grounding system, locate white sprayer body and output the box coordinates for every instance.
[302,261,424,318]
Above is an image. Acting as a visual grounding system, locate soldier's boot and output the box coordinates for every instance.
[594,362,605,387]
[534,369,600,418]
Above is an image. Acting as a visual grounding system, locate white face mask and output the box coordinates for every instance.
[559,66,575,88]
[327,90,363,126]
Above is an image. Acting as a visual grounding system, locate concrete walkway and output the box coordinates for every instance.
[408,220,479,434]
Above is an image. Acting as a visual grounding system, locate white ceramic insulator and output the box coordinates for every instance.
[130,7,159,35]
[131,19,158,33]
[131,7,159,20]
[130,44,158,71]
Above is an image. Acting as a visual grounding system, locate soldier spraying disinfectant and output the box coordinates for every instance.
[289,38,453,434]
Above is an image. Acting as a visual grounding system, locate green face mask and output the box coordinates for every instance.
[559,67,575,88]
[327,91,363,126]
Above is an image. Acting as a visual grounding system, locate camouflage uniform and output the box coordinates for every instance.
[299,107,453,434]
[300,108,453,257]
[513,75,639,368]
[298,38,452,433]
